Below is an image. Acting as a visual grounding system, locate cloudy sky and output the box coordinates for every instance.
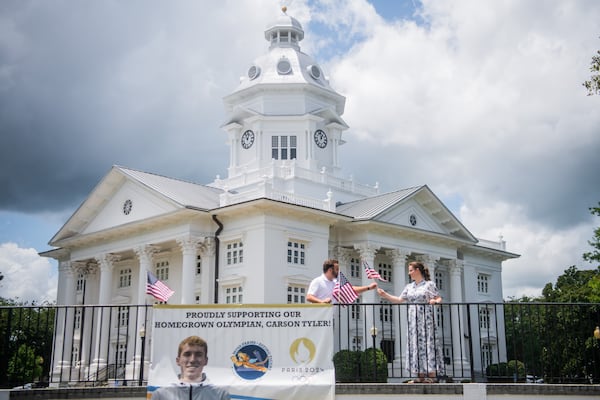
[1,0,599,303]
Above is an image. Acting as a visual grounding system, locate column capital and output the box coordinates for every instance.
[135,245,160,265]
[335,246,354,266]
[58,260,73,275]
[449,259,464,276]
[386,249,409,265]
[72,260,98,276]
[95,253,120,271]
[416,254,439,267]
[198,237,216,257]
[176,236,202,254]
[354,243,379,261]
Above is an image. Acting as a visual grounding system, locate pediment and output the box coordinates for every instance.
[50,166,221,245]
[82,179,179,235]
[337,185,476,242]
[376,187,475,241]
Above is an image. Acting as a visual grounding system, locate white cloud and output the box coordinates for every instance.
[460,201,596,299]
[324,0,600,298]
[0,242,57,304]
[0,0,598,301]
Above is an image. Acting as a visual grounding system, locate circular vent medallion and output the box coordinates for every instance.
[308,65,321,80]
[277,58,292,75]
[248,65,261,80]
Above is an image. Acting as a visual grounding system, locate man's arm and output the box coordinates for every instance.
[306,293,331,303]
[352,282,377,294]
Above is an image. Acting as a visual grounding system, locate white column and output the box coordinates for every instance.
[128,245,158,381]
[198,238,216,304]
[450,259,469,374]
[177,236,200,304]
[78,262,97,379]
[355,243,378,350]
[91,254,118,373]
[335,246,354,352]
[51,261,76,385]
[387,249,409,364]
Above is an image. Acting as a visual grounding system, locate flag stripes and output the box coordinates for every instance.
[146,270,174,302]
[332,271,358,304]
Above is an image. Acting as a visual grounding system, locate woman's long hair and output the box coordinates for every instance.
[409,261,431,281]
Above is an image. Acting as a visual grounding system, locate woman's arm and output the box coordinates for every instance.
[377,288,405,303]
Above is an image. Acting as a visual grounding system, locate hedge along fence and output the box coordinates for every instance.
[486,360,526,382]
[333,348,388,383]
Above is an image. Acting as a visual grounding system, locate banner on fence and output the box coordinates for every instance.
[147,304,334,400]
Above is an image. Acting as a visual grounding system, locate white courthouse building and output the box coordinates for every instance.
[43,10,518,383]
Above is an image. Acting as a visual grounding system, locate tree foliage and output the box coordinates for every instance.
[583,203,600,264]
[0,298,55,388]
[504,204,600,383]
[583,44,600,96]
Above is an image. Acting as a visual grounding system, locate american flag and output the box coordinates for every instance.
[363,261,387,282]
[146,270,174,302]
[332,271,358,304]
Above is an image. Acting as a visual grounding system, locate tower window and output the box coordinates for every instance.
[272,135,297,160]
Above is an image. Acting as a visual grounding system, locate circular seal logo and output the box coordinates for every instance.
[231,341,272,380]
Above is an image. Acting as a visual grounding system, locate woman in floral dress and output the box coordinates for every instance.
[377,261,444,383]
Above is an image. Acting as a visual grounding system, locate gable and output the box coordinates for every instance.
[82,179,179,235]
[336,185,476,242]
[376,199,444,234]
[50,165,222,245]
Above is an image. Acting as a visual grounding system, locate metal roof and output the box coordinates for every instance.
[336,186,423,219]
[118,166,222,210]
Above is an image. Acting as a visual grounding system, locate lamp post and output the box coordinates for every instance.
[138,326,146,386]
[370,325,378,381]
[594,326,600,383]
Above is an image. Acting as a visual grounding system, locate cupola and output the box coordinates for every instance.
[264,7,304,51]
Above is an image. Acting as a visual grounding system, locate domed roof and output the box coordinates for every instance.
[224,8,346,116]
[264,8,304,45]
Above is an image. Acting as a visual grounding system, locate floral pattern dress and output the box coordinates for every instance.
[399,280,445,376]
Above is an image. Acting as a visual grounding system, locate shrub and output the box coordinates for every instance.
[486,360,526,381]
[333,350,361,382]
[359,348,388,383]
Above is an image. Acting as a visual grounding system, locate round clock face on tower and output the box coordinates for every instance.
[314,129,327,148]
[123,199,133,215]
[241,130,255,149]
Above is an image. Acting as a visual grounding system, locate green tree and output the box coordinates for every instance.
[583,44,600,96]
[583,203,600,264]
[0,298,55,387]
[8,344,43,384]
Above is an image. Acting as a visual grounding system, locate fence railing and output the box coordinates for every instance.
[1,302,599,388]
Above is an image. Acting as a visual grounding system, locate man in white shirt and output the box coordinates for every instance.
[306,258,376,303]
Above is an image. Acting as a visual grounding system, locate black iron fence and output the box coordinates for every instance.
[1,302,599,388]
